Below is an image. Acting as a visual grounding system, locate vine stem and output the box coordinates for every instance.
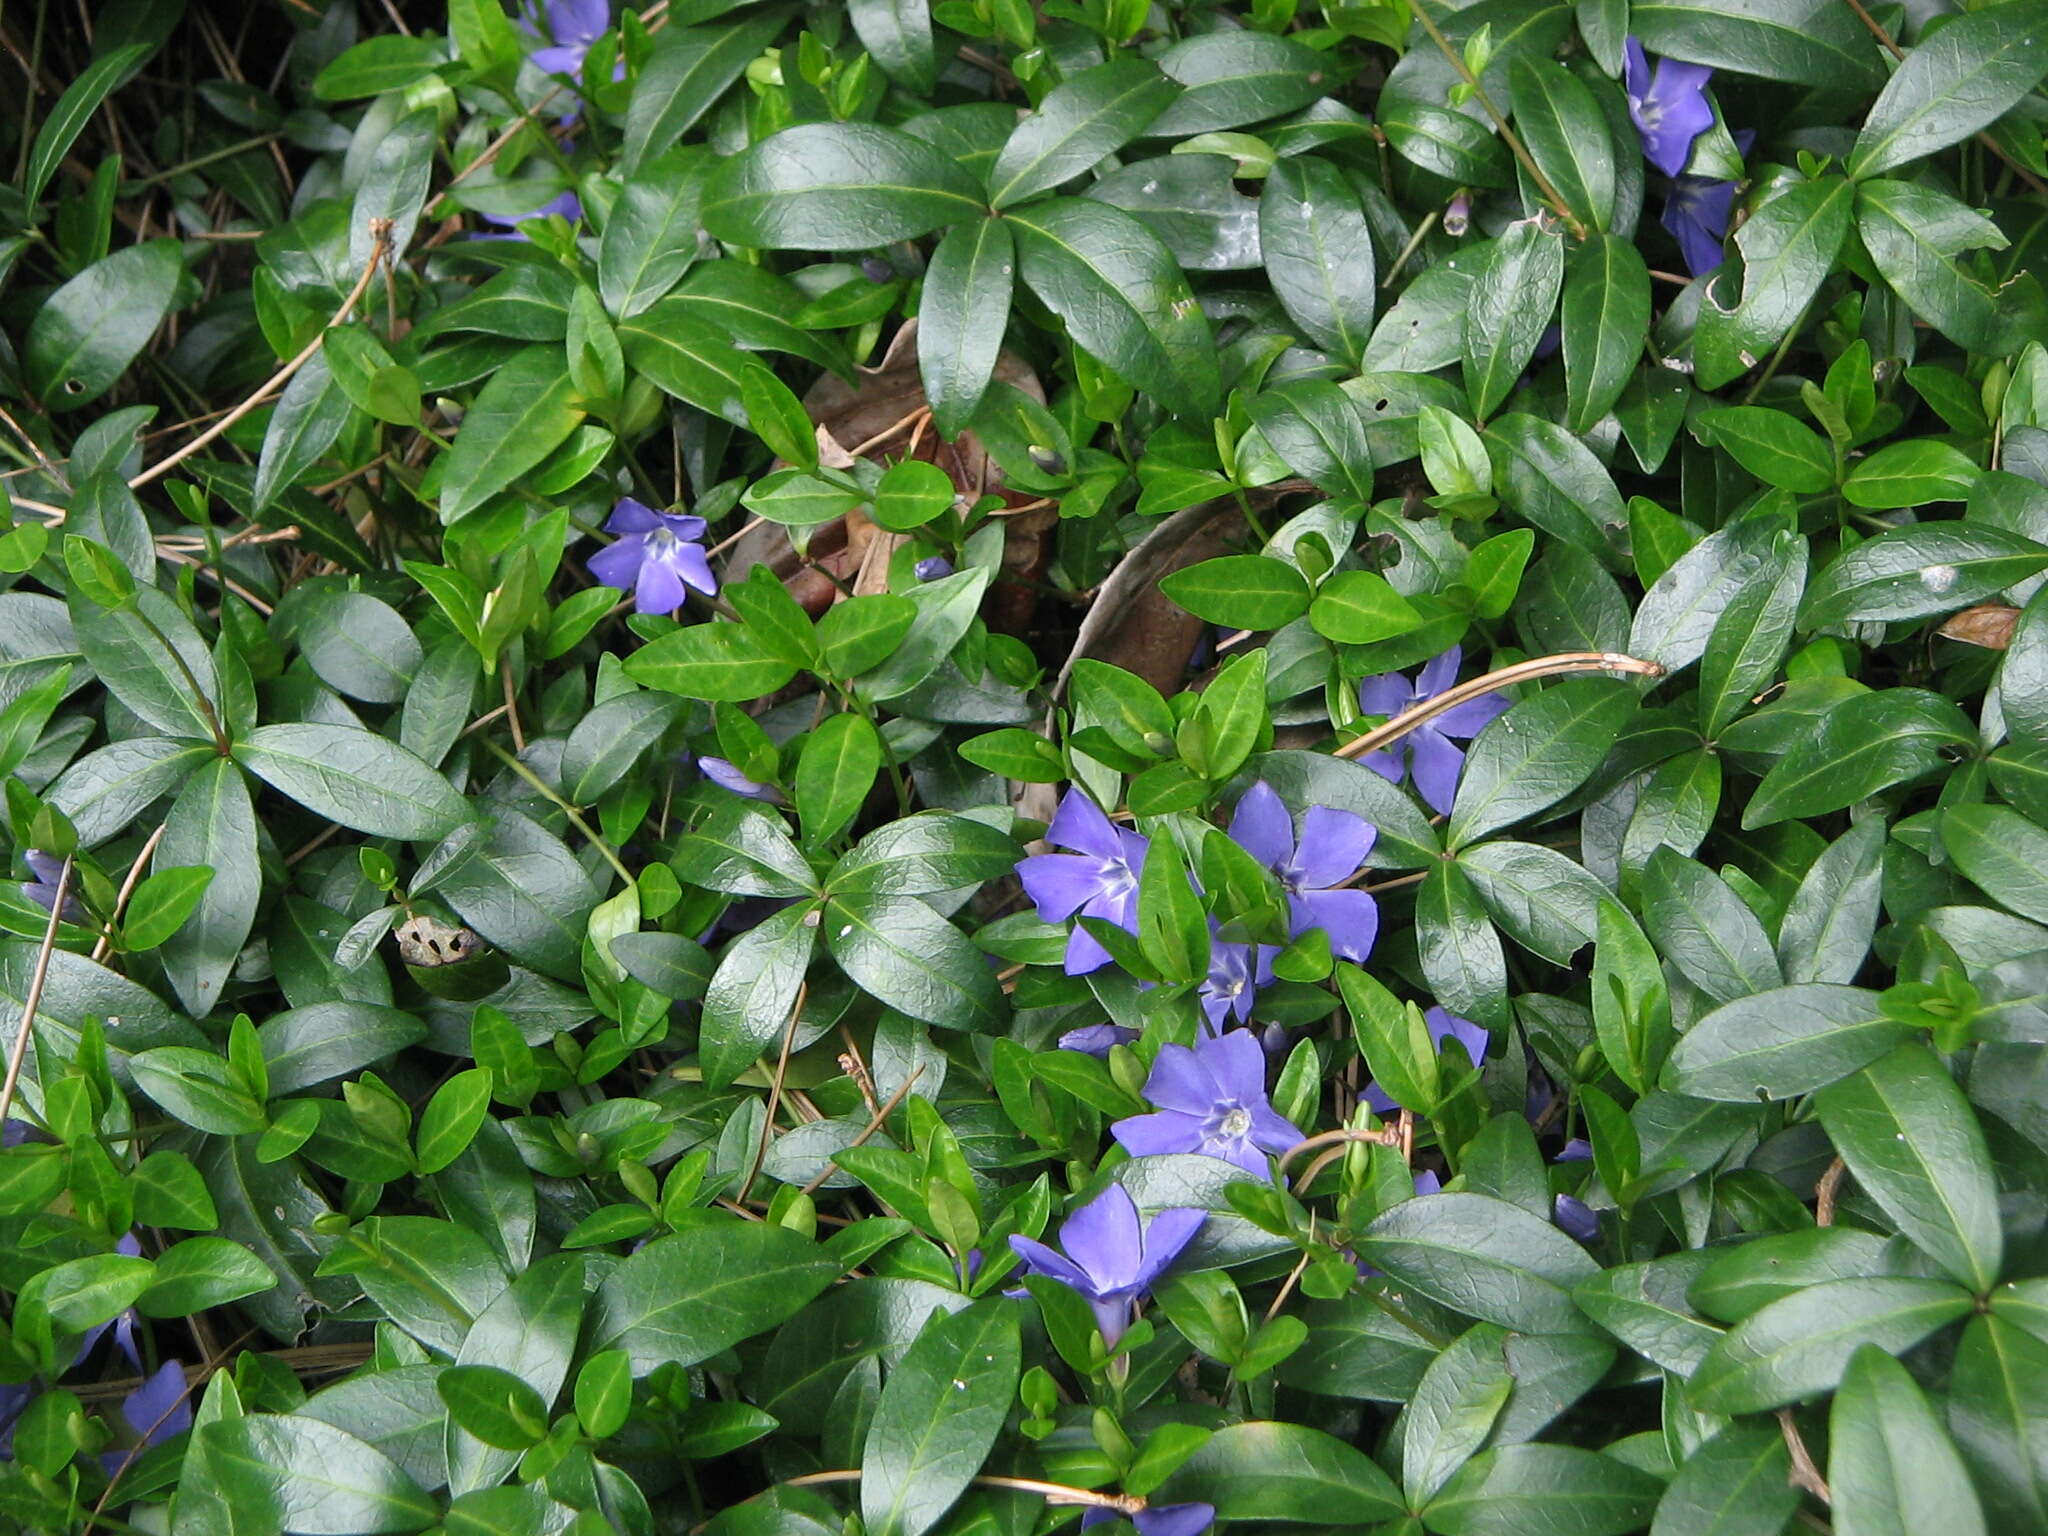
[0,855,70,1132]
[778,1471,1145,1513]
[1403,0,1587,239]
[1333,650,1665,761]
[91,823,167,962]
[483,740,636,887]
[128,219,393,490]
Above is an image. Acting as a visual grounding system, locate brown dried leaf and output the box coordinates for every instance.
[1939,603,2021,649]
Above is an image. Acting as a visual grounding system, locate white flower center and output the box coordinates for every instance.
[1219,1107,1252,1140]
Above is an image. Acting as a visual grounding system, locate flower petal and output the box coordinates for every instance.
[1143,1044,1223,1116]
[1623,36,1652,102]
[1064,922,1116,976]
[1016,853,1103,923]
[1228,781,1294,869]
[1137,1503,1216,1536]
[122,1359,192,1443]
[1416,645,1463,700]
[1249,1101,1303,1153]
[1292,886,1380,964]
[1289,806,1376,888]
[1134,1206,1206,1284]
[1194,1029,1268,1105]
[1409,726,1467,816]
[1049,790,1125,860]
[670,541,720,597]
[1007,1235,1094,1294]
[1426,1006,1490,1069]
[1061,1185,1145,1292]
[1061,1024,1139,1057]
[634,554,687,616]
[586,535,645,593]
[1113,1110,1203,1160]
[1357,671,1413,717]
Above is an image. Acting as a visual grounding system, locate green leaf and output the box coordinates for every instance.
[1354,1193,1600,1336]
[701,902,816,1089]
[702,123,987,250]
[1840,441,1984,510]
[796,712,881,844]
[1641,847,1783,1004]
[919,219,1014,441]
[849,0,935,92]
[1689,1277,1972,1415]
[1805,520,2039,626]
[1458,839,1604,965]
[1941,803,2048,924]
[1948,1314,2048,1531]
[1562,234,1651,433]
[1697,405,1835,492]
[437,343,586,523]
[1831,1345,1988,1536]
[24,44,150,209]
[430,809,599,983]
[1744,687,1973,827]
[1159,1420,1405,1523]
[137,1235,276,1318]
[1009,198,1220,419]
[1486,414,1627,565]
[1425,1444,1663,1536]
[1247,380,1376,503]
[627,622,801,702]
[825,890,1003,1031]
[1629,0,1884,88]
[598,159,709,321]
[416,1068,493,1177]
[1309,570,1420,646]
[861,1301,1020,1536]
[190,1414,437,1534]
[1699,528,1805,736]
[1160,555,1312,630]
[1664,983,1905,1101]
[1643,1424,1799,1536]
[1254,749,1442,868]
[1464,219,1566,420]
[593,1223,842,1373]
[25,239,184,412]
[120,864,216,953]
[872,459,955,533]
[1850,6,2048,180]
[1509,57,1615,232]
[623,16,786,172]
[1857,178,2020,353]
[1693,175,1853,392]
[439,1364,549,1452]
[350,108,437,272]
[1816,1042,2003,1290]
[1402,1326,1516,1506]
[988,59,1175,209]
[1447,679,1633,850]
[1150,31,1335,135]
[233,722,470,841]
[828,812,1023,895]
[1571,1256,1724,1376]
[1137,831,1210,984]
[1258,156,1377,366]
[1777,819,1885,985]
[313,34,449,99]
[259,1002,426,1094]
[851,568,991,703]
[156,759,259,1016]
[1417,861,1509,1033]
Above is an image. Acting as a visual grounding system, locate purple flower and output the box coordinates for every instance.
[1623,37,1715,177]
[1082,1505,1216,1536]
[1060,1023,1139,1057]
[1227,781,1379,963]
[588,499,717,616]
[1555,1193,1600,1242]
[21,850,81,923]
[698,756,784,804]
[1362,1007,1489,1114]
[524,0,609,77]
[1007,1184,1203,1344]
[473,190,582,241]
[1198,929,1276,1031]
[1016,791,1149,976]
[1112,1029,1301,1176]
[1412,1168,1442,1197]
[1558,1137,1592,1163]
[99,1359,191,1477]
[1662,174,1737,276]
[1357,646,1509,815]
[914,556,954,581]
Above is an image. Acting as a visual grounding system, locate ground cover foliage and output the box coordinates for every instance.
[6,0,2048,1531]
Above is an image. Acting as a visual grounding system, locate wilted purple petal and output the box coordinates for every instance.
[1555,1193,1600,1242]
[698,756,782,803]
[1060,1024,1139,1057]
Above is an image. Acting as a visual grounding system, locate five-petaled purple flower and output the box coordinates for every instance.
[1008,1184,1203,1345]
[1228,781,1380,963]
[1357,646,1509,815]
[1199,928,1276,1031]
[1113,1029,1301,1176]
[1363,1007,1489,1114]
[1081,1504,1216,1536]
[1016,791,1149,976]
[698,755,784,803]
[1623,38,1714,178]
[588,499,717,616]
[1554,1137,1599,1241]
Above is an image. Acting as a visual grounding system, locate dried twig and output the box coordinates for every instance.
[1335,651,1664,761]
[0,856,71,1131]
